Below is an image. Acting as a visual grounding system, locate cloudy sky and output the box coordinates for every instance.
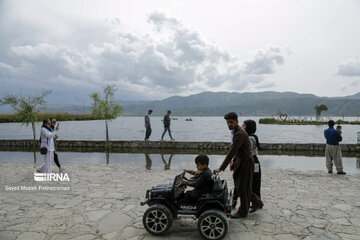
[1,0,360,103]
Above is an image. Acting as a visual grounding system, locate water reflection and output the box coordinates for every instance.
[33,151,36,168]
[145,154,152,170]
[1,151,360,174]
[106,151,110,164]
[161,154,173,170]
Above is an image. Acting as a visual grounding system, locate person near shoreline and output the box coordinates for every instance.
[231,119,264,211]
[213,112,262,218]
[161,110,174,141]
[50,118,63,172]
[242,119,264,212]
[37,119,59,173]
[144,109,153,141]
[324,120,346,174]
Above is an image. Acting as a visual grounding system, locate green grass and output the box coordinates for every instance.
[259,118,360,125]
[0,113,98,123]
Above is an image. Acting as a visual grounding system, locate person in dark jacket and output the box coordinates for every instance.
[161,110,174,141]
[214,112,262,218]
[181,155,213,203]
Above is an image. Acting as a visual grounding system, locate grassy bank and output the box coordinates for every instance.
[259,118,360,125]
[0,113,97,123]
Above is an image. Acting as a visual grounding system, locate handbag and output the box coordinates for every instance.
[40,127,49,155]
[40,147,48,155]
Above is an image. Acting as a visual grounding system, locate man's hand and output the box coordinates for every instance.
[183,169,188,173]
[213,168,222,174]
[55,135,59,139]
[181,178,187,184]
[55,125,60,131]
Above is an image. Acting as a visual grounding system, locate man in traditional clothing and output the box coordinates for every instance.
[213,112,258,218]
[324,120,346,174]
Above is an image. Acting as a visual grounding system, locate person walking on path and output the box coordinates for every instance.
[161,110,174,141]
[213,112,261,218]
[37,119,59,173]
[50,118,63,172]
[144,109,153,140]
[324,120,346,174]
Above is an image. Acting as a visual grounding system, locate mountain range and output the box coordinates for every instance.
[40,91,360,116]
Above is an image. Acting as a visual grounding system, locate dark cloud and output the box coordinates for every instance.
[0,10,288,102]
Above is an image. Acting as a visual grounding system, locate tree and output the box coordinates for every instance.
[0,90,51,140]
[314,104,328,121]
[90,85,122,150]
[1,90,51,166]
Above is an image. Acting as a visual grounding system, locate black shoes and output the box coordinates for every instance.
[232,200,237,209]
[249,200,264,213]
[328,170,346,175]
[230,212,247,219]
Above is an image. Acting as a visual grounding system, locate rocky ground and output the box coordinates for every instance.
[1,163,360,240]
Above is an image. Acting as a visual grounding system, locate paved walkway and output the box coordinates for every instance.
[1,163,360,240]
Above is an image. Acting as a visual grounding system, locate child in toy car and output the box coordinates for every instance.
[181,155,214,204]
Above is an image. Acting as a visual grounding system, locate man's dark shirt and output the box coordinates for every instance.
[219,125,253,172]
[163,115,171,128]
[186,167,213,194]
[324,127,342,146]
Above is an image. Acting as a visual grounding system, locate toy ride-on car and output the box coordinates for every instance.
[140,172,232,240]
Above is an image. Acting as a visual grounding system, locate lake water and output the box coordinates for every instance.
[0,116,360,143]
[1,151,359,174]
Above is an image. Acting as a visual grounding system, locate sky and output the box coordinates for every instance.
[0,0,360,104]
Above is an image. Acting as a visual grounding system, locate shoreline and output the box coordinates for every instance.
[1,139,359,154]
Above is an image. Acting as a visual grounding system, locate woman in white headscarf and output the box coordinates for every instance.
[37,119,59,173]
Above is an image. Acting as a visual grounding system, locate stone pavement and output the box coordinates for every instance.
[1,163,360,240]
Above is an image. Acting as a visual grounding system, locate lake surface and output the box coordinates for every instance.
[1,151,359,174]
[0,116,359,143]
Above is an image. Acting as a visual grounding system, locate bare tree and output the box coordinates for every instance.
[90,85,122,150]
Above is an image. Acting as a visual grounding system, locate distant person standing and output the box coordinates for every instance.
[324,120,346,174]
[161,110,174,141]
[144,109,153,140]
[37,119,59,173]
[50,118,63,172]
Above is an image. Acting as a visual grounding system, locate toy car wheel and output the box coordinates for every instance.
[143,204,173,236]
[198,209,228,240]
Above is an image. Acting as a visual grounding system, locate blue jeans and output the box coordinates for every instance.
[161,127,173,140]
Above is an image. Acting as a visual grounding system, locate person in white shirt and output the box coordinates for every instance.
[37,119,59,173]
